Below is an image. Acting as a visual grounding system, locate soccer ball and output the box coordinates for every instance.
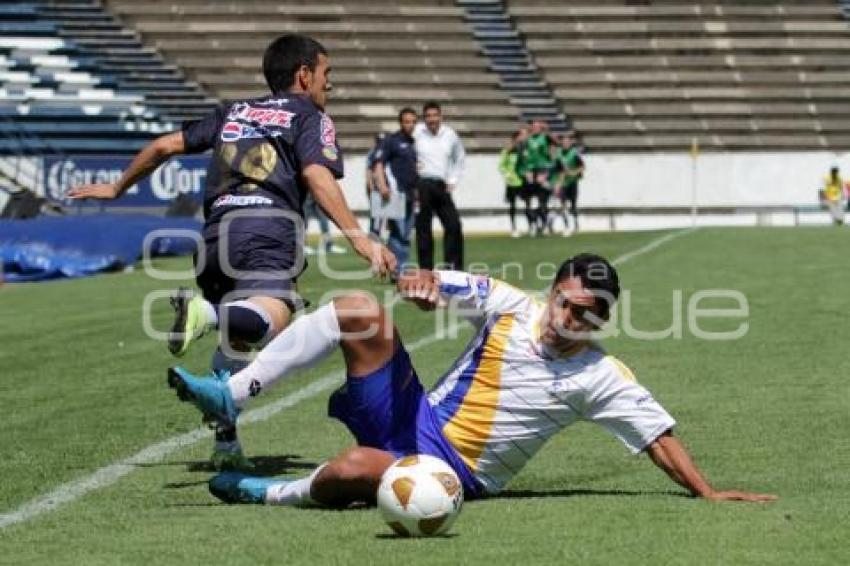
[376,454,464,537]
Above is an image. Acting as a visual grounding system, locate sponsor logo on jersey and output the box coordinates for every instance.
[475,276,491,300]
[227,102,295,127]
[220,121,289,142]
[212,194,274,208]
[320,113,336,147]
[221,122,243,142]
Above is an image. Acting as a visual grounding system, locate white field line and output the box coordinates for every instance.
[0,228,696,530]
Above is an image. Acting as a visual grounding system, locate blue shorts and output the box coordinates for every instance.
[328,345,483,499]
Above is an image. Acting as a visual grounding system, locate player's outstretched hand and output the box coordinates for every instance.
[397,269,439,311]
[353,237,397,279]
[705,490,777,503]
[66,183,120,200]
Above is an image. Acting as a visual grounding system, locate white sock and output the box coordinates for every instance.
[265,463,327,507]
[227,303,341,407]
[202,299,219,330]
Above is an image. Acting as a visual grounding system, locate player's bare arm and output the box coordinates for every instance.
[646,431,777,503]
[66,131,186,200]
[373,161,391,201]
[303,163,397,276]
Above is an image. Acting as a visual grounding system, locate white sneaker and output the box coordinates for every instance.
[511,229,521,238]
[328,243,347,254]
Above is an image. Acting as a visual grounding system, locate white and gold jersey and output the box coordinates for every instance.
[427,271,677,494]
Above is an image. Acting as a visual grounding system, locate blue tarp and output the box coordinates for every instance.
[0,214,201,282]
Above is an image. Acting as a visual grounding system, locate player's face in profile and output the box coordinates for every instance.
[424,108,441,133]
[400,112,417,135]
[307,53,332,109]
[541,276,598,348]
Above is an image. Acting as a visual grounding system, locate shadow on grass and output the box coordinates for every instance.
[138,454,318,475]
[488,488,690,500]
[374,533,459,540]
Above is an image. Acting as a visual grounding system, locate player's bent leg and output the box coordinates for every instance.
[334,292,397,377]
[207,447,394,508]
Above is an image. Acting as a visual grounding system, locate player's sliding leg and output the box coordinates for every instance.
[168,292,387,424]
[207,296,400,507]
[209,447,395,507]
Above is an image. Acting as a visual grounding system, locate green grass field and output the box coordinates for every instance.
[1,228,849,565]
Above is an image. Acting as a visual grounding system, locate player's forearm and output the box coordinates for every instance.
[304,165,368,245]
[374,162,390,195]
[647,432,715,497]
[114,132,185,197]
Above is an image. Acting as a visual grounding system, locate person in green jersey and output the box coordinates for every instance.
[551,130,585,235]
[524,120,555,236]
[498,128,533,237]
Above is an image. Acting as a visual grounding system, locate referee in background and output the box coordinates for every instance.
[413,101,466,270]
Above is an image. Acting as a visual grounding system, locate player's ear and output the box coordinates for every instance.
[296,64,312,89]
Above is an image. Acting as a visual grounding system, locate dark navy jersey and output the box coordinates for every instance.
[374,130,417,192]
[181,93,344,231]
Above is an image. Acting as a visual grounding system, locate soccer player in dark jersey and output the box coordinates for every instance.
[373,107,418,270]
[68,34,396,468]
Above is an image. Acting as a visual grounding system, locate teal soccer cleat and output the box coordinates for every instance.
[167,366,240,426]
[209,472,288,504]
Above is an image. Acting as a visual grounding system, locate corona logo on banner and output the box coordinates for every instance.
[43,156,210,206]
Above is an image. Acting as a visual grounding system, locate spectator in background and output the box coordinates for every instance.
[374,107,419,271]
[499,128,532,237]
[524,120,554,236]
[303,195,348,255]
[820,165,846,226]
[365,132,386,237]
[551,130,585,236]
[413,101,465,270]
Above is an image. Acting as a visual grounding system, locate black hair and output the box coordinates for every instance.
[422,101,441,114]
[262,34,327,94]
[398,107,417,122]
[554,253,620,321]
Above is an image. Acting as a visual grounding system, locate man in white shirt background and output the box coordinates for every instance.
[413,101,466,270]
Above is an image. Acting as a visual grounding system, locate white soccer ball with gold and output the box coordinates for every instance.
[376,454,464,537]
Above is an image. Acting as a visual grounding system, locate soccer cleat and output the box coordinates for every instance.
[208,472,287,504]
[211,447,256,472]
[168,288,212,357]
[167,367,240,426]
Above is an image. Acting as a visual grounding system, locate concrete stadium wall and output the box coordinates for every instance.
[7,152,849,232]
[340,151,848,210]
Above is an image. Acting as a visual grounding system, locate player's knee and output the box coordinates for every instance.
[220,300,274,348]
[334,292,386,337]
[324,448,382,486]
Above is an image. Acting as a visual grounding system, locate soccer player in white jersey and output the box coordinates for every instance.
[168,253,776,506]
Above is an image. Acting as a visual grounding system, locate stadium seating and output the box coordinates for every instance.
[103,0,521,151]
[0,0,214,158]
[508,0,850,151]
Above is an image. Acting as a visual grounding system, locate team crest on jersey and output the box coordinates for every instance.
[322,146,339,161]
[320,113,336,147]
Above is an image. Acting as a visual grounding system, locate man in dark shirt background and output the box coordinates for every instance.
[373,108,418,271]
[68,34,396,468]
